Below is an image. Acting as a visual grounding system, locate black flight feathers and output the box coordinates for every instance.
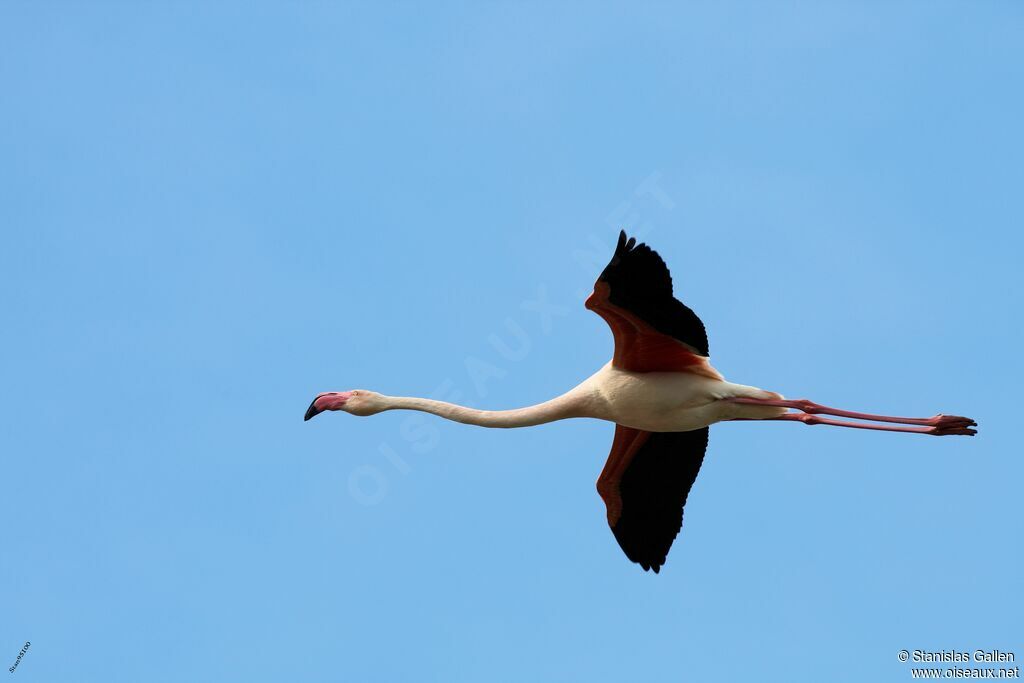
[597,230,710,357]
[611,428,710,573]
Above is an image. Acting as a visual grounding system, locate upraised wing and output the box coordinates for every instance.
[585,230,710,373]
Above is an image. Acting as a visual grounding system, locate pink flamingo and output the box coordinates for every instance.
[306,232,976,572]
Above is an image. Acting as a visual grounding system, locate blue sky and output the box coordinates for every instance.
[2,2,1021,681]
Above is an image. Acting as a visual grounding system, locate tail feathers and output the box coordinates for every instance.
[717,385,787,420]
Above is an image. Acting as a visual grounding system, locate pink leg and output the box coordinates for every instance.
[768,413,977,436]
[727,397,977,436]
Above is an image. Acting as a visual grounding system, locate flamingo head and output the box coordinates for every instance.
[304,390,383,420]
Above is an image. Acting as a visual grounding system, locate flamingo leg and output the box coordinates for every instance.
[726,397,977,436]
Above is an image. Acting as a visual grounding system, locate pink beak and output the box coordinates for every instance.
[303,392,352,421]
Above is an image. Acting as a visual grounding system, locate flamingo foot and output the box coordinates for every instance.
[928,414,978,436]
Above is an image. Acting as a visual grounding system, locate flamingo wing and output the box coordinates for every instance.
[588,232,712,571]
[596,425,709,572]
[585,230,709,373]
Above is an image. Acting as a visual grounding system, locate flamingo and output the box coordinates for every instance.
[305,231,977,573]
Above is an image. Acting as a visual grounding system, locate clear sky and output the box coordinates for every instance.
[2,3,1021,682]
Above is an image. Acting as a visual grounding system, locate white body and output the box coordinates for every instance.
[573,362,787,432]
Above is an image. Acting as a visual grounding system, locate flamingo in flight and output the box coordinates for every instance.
[305,231,977,573]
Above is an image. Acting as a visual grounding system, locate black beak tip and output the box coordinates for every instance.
[304,399,321,422]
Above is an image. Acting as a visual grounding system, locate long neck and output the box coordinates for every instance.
[379,389,593,428]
